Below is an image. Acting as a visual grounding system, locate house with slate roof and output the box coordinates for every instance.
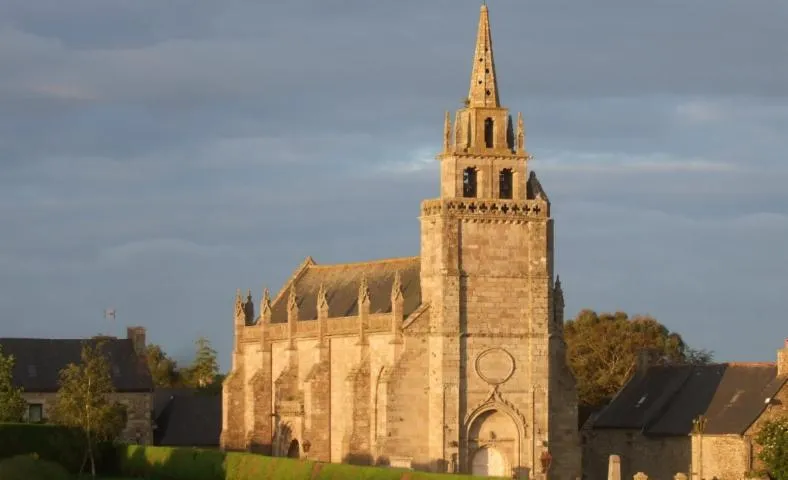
[583,342,788,480]
[0,326,154,444]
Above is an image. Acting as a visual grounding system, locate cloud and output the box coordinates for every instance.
[97,238,237,266]
[675,101,727,124]
[0,0,786,369]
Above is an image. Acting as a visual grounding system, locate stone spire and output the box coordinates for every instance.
[467,3,500,108]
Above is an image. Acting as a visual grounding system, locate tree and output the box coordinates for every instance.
[564,309,713,408]
[0,345,26,422]
[755,416,788,480]
[50,340,127,478]
[185,337,219,390]
[145,344,180,388]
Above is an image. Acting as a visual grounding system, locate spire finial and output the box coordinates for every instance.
[261,287,272,316]
[288,283,298,311]
[391,271,404,302]
[359,275,370,304]
[468,2,499,108]
[318,283,329,311]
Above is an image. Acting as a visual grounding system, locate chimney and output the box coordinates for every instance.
[127,326,146,356]
[778,338,788,377]
[636,348,660,375]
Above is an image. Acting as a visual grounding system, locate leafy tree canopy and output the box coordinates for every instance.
[565,309,713,408]
[145,344,180,388]
[0,346,26,422]
[183,337,220,392]
[50,340,127,477]
[755,416,788,480]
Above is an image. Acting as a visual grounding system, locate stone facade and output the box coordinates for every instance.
[23,391,153,444]
[221,5,581,479]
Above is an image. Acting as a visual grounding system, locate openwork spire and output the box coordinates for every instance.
[467,4,500,108]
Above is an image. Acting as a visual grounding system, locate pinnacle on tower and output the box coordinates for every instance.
[468,3,500,108]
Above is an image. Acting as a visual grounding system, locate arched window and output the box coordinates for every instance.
[499,168,513,199]
[484,118,494,148]
[463,167,477,198]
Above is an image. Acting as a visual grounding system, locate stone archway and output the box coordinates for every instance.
[471,446,508,477]
[466,408,520,477]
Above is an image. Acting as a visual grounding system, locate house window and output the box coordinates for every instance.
[463,167,478,198]
[499,168,513,199]
[28,403,43,423]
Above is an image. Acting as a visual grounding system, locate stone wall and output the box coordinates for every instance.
[582,429,691,480]
[743,381,788,476]
[692,435,750,480]
[22,391,152,444]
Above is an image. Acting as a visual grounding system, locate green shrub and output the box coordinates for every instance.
[0,454,71,480]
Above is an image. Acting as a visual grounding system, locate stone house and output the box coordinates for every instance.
[583,342,788,480]
[0,326,154,444]
[221,4,581,479]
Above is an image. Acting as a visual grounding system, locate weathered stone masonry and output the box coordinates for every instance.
[222,5,581,478]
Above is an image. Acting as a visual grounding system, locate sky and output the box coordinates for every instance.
[1,0,787,370]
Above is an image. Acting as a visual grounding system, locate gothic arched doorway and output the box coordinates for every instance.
[286,439,300,458]
[466,408,520,477]
[471,446,507,477]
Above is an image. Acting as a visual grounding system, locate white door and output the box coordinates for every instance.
[471,447,507,477]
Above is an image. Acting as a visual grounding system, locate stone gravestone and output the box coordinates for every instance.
[608,455,622,480]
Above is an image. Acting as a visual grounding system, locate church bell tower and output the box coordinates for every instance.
[419,4,580,478]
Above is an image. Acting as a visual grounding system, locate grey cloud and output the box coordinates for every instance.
[0,1,786,369]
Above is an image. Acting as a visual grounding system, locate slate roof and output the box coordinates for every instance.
[269,256,421,324]
[592,363,787,436]
[153,388,221,447]
[0,337,153,393]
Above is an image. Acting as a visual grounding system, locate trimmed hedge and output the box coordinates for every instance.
[118,445,506,480]
[0,423,116,474]
[0,454,71,480]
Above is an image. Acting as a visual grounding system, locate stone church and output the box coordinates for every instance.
[221,5,581,478]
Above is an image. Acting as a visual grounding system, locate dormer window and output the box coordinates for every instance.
[463,167,478,198]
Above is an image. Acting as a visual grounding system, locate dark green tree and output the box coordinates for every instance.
[565,309,713,408]
[755,416,788,480]
[50,340,127,478]
[0,345,26,422]
[185,337,220,391]
[144,344,180,388]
